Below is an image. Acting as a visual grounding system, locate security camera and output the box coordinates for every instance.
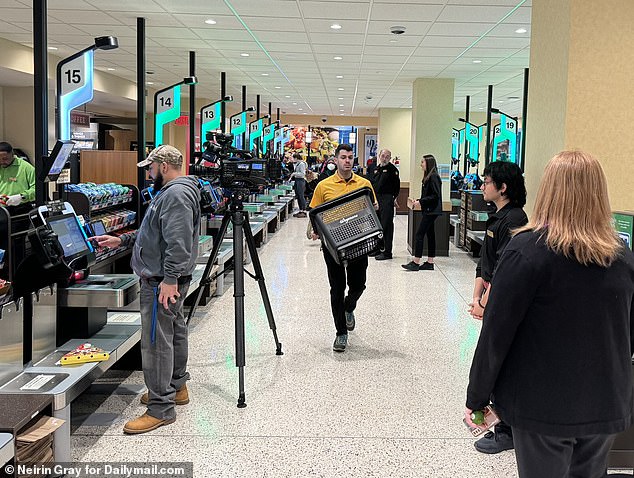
[390,25,406,35]
[321,116,327,123]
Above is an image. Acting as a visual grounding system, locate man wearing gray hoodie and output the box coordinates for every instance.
[93,145,200,434]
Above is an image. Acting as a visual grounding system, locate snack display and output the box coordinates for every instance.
[92,209,137,233]
[60,343,110,365]
[65,183,133,209]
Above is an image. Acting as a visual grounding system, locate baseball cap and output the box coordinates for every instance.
[137,145,183,168]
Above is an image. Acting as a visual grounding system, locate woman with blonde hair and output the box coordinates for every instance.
[465,151,634,478]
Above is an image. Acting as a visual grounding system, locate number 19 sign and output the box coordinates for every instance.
[57,50,95,141]
[154,85,182,146]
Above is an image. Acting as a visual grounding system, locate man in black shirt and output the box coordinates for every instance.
[371,149,400,260]
[469,160,527,454]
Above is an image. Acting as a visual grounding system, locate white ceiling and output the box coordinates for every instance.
[0,0,531,117]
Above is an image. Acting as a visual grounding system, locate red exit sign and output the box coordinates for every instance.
[174,115,189,126]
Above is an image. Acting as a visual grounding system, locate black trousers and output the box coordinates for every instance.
[294,178,307,211]
[414,213,439,258]
[323,249,368,336]
[377,194,395,255]
[513,427,616,478]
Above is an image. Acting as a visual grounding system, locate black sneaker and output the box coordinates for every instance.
[333,334,347,352]
[474,431,514,454]
[368,250,380,257]
[345,311,355,331]
[419,261,435,270]
[375,253,392,261]
[401,261,420,271]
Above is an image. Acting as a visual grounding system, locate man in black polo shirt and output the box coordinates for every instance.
[468,160,527,454]
[371,149,400,260]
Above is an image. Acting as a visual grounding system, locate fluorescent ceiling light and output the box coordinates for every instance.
[240,53,249,57]
[515,28,527,33]
[330,24,342,30]
[205,19,217,25]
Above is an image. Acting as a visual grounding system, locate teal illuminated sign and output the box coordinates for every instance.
[451,128,460,161]
[200,100,222,143]
[262,123,276,154]
[248,119,263,151]
[492,114,518,163]
[274,126,284,154]
[230,112,247,147]
[154,84,181,146]
[57,50,95,141]
[464,122,481,164]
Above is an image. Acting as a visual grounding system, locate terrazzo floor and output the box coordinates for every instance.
[69,214,516,477]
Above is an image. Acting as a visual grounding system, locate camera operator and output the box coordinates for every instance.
[92,145,201,435]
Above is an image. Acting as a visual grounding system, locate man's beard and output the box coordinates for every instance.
[152,171,164,192]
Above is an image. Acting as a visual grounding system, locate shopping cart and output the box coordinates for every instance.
[309,187,383,265]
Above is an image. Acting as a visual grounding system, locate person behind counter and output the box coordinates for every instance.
[0,142,35,206]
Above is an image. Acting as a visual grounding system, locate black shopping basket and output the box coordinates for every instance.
[309,187,383,265]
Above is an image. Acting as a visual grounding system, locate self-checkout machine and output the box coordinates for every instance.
[0,37,142,464]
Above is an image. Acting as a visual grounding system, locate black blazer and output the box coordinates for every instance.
[467,231,634,437]
[418,173,442,215]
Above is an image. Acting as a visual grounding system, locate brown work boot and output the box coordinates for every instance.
[140,384,190,405]
[123,413,175,434]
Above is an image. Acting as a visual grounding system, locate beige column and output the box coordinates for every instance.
[410,78,455,206]
[525,0,634,212]
[378,107,412,182]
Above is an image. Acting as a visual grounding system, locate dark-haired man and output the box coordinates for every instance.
[92,145,201,435]
[309,144,376,352]
[0,142,35,206]
[468,160,528,454]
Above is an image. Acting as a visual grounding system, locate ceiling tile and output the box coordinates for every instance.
[49,10,123,25]
[304,19,367,34]
[368,20,432,36]
[0,8,44,23]
[152,0,227,14]
[299,1,370,20]
[370,3,444,22]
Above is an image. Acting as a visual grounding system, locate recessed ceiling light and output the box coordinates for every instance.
[285,95,291,98]
[338,97,344,100]
[339,104,344,107]
[338,88,345,91]
[205,19,217,25]
[499,100,504,103]
[389,39,398,43]
[339,109,344,112]
[47,46,58,50]
[275,86,281,89]
[240,53,249,57]
[261,73,269,76]
[146,81,154,85]
[292,102,297,105]
[303,112,307,115]
[515,27,527,34]
[340,113,345,115]
[333,56,343,60]
[298,108,303,111]
[107,67,116,71]
[336,75,343,79]
[478,107,484,110]
[472,60,482,64]
[330,23,342,30]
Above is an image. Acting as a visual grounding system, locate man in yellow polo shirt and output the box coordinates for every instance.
[310,143,377,352]
[0,142,35,206]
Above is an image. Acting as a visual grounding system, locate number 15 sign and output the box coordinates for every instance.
[56,50,95,141]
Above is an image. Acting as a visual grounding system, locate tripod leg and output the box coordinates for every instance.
[187,212,231,323]
[232,210,247,408]
[242,213,283,356]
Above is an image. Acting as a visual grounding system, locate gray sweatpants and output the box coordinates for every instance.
[140,278,191,420]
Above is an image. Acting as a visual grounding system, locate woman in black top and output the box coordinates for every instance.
[465,151,634,478]
[402,154,442,271]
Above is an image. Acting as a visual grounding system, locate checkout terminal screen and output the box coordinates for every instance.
[48,214,92,259]
[49,142,75,176]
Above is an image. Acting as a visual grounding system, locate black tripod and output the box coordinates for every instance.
[187,189,283,408]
